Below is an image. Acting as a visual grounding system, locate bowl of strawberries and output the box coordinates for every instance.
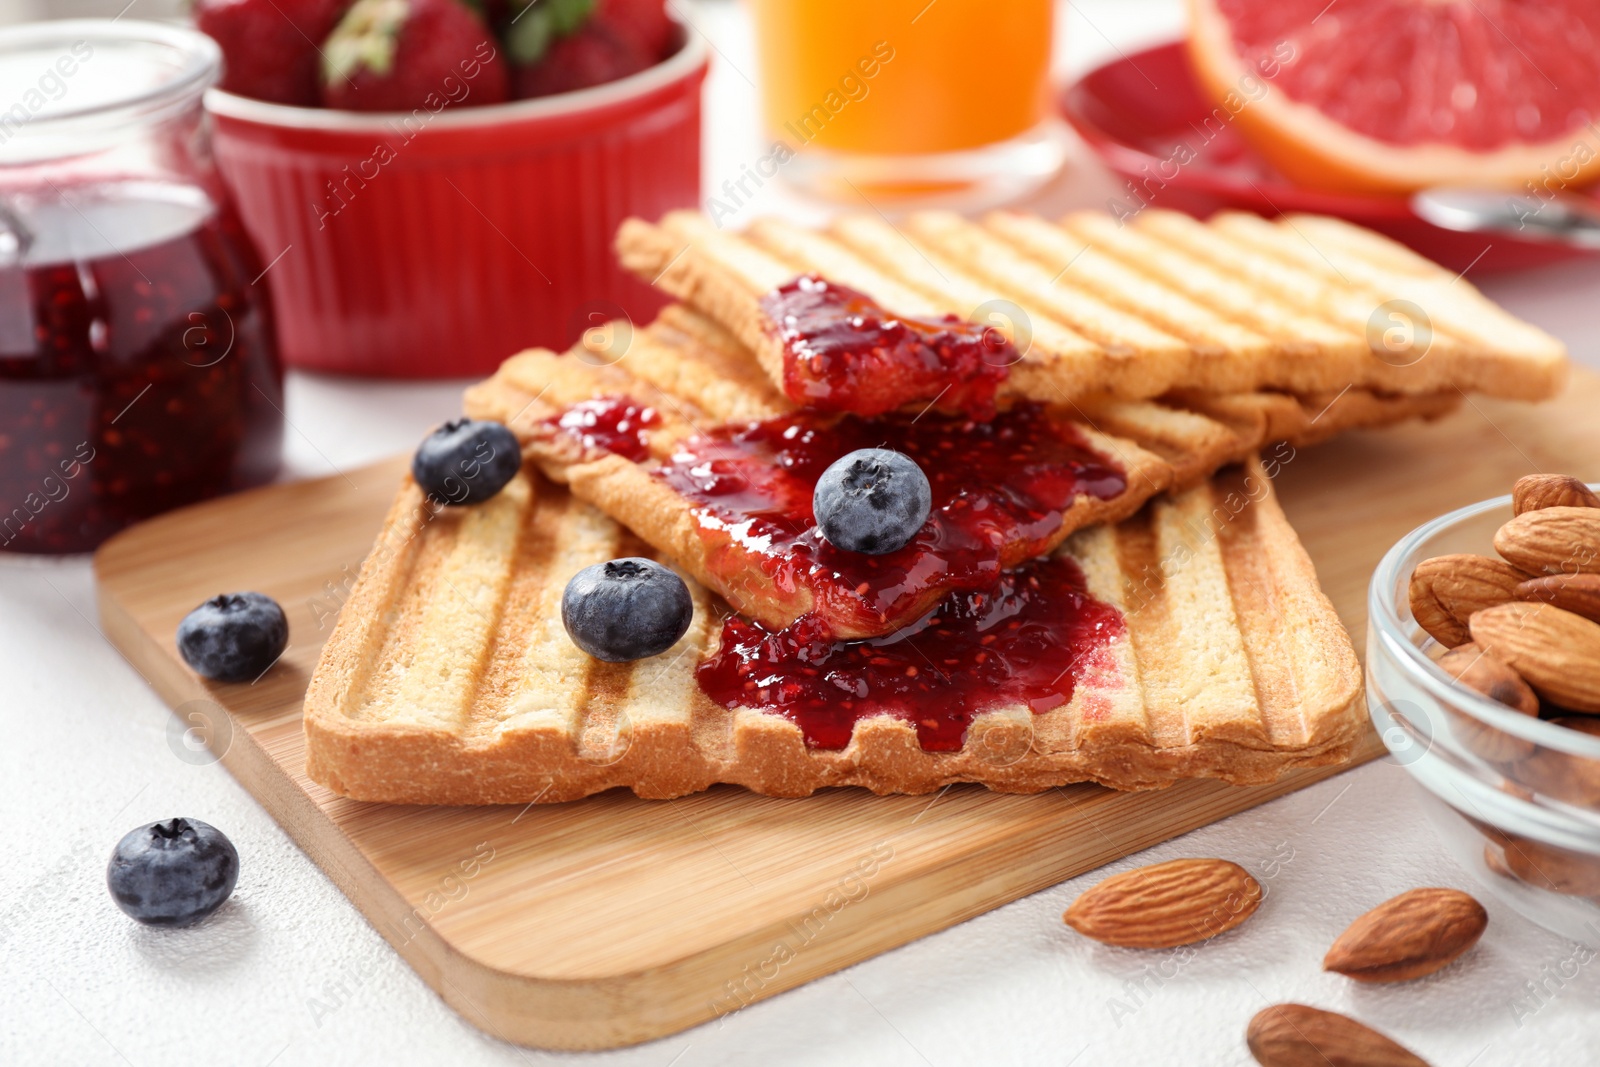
[198,0,707,377]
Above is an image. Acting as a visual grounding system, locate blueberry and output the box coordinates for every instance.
[412,418,522,505]
[177,591,288,682]
[813,448,932,555]
[561,557,693,662]
[107,818,239,927]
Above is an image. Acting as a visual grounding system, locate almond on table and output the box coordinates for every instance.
[1322,888,1487,983]
[1246,1004,1431,1067]
[1062,858,1262,949]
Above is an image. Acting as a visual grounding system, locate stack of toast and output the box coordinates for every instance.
[305,209,1567,805]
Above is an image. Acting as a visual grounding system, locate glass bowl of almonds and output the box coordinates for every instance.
[1369,474,1600,946]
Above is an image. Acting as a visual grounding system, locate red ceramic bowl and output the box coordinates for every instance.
[1060,40,1598,276]
[206,31,708,378]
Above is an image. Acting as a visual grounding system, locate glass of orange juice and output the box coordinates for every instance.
[748,0,1063,203]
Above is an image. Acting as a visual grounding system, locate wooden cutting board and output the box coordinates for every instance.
[94,369,1600,1051]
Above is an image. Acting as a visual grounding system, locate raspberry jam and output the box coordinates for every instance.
[0,183,283,553]
[549,396,660,462]
[759,275,1013,418]
[651,402,1125,637]
[697,555,1123,750]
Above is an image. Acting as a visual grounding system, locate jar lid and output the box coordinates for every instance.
[0,20,220,163]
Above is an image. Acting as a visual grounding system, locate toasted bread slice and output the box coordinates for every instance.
[616,210,1567,411]
[461,305,1454,637]
[303,455,1366,804]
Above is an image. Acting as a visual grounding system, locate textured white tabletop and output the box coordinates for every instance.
[7,2,1600,1064]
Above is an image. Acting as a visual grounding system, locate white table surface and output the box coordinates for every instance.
[7,2,1600,1064]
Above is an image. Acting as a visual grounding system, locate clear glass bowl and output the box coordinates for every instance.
[1369,490,1600,946]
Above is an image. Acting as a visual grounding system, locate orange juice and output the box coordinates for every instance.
[750,0,1054,157]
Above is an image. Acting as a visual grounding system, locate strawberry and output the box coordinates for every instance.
[591,0,673,61]
[512,19,651,98]
[195,0,350,106]
[321,0,509,112]
[463,0,512,28]
[503,0,596,65]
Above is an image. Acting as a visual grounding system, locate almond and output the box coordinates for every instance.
[1408,554,1528,646]
[1501,832,1600,896]
[1512,474,1600,515]
[1062,858,1262,948]
[1468,602,1600,713]
[1323,887,1486,983]
[1494,506,1600,576]
[1247,1004,1431,1067]
[1515,572,1600,623]
[1435,643,1538,762]
[1484,844,1515,880]
[1514,716,1600,809]
[1436,644,1538,715]
[1553,714,1600,738]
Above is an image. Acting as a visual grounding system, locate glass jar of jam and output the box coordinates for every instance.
[0,21,282,554]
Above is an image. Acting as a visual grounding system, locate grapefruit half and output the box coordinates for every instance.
[1188,0,1600,194]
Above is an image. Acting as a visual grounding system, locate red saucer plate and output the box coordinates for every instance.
[1059,40,1597,275]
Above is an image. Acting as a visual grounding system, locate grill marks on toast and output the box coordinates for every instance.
[625,306,787,423]
[1072,400,1242,491]
[894,213,1201,362]
[304,457,1366,802]
[615,209,1566,404]
[965,212,1273,361]
[1051,212,1355,360]
[392,480,527,732]
[1215,212,1558,360]
[1108,484,1266,751]
[470,484,612,744]
[346,482,527,730]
